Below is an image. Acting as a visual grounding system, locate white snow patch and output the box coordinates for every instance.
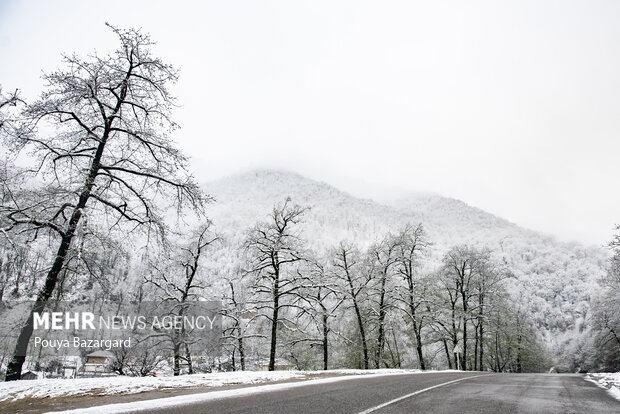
[0,369,419,403]
[586,372,620,401]
[46,370,425,414]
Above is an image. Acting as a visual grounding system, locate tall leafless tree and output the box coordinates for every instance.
[367,235,399,368]
[244,198,308,371]
[1,25,207,381]
[220,275,258,371]
[440,245,488,370]
[147,223,218,375]
[393,223,431,369]
[332,241,371,369]
[471,258,510,371]
[294,258,343,370]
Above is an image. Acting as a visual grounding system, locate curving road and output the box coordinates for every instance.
[122,372,618,414]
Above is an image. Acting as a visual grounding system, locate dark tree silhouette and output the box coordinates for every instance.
[1,25,206,381]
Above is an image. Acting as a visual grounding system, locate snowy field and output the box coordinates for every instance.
[0,369,419,402]
[587,372,620,401]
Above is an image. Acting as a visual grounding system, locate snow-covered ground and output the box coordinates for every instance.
[48,372,433,414]
[587,372,620,401]
[0,369,419,403]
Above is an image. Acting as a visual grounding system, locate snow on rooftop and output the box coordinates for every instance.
[85,350,114,358]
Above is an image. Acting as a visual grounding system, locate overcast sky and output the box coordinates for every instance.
[1,0,619,245]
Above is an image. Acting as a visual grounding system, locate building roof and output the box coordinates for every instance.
[86,350,114,358]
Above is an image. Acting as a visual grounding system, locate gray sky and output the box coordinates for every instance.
[1,0,619,245]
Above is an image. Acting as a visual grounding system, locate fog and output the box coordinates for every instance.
[1,0,619,244]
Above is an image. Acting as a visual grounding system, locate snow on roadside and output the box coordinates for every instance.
[48,371,426,414]
[586,372,620,401]
[0,369,418,402]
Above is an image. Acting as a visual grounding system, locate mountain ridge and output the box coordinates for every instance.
[201,169,608,354]
[203,169,569,251]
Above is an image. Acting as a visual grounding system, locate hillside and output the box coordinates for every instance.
[203,170,609,354]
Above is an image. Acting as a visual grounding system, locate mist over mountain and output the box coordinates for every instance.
[203,169,609,356]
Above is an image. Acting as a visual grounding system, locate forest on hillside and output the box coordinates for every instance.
[0,26,618,381]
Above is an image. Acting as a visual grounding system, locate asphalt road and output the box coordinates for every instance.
[140,372,619,414]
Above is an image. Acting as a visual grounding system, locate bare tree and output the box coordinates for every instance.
[294,258,343,370]
[332,241,371,369]
[1,25,206,381]
[221,274,263,371]
[244,198,308,371]
[429,266,460,369]
[109,338,167,376]
[126,341,167,377]
[588,225,620,371]
[367,235,399,368]
[147,223,219,375]
[471,259,510,371]
[393,223,431,369]
[440,245,489,370]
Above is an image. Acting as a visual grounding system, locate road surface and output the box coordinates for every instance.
[127,372,618,414]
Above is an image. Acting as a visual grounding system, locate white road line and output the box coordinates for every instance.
[357,373,492,414]
[45,372,422,414]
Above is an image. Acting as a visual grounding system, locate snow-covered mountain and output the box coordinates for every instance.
[205,170,519,249]
[203,169,609,349]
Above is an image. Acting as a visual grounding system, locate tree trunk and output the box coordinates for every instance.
[462,320,468,370]
[479,322,484,371]
[343,254,368,370]
[322,311,329,370]
[450,301,458,369]
[495,327,501,372]
[185,342,193,375]
[516,334,522,373]
[375,273,387,369]
[238,334,246,371]
[268,267,280,371]
[461,290,468,371]
[391,326,401,368]
[515,312,522,373]
[410,306,425,370]
[443,339,453,369]
[5,232,81,380]
[4,96,114,381]
[478,296,484,371]
[354,302,369,369]
[173,342,181,376]
[404,257,425,370]
[474,323,479,371]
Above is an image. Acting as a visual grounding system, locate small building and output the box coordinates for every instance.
[84,350,114,373]
[20,370,38,380]
[259,358,295,371]
[62,359,78,378]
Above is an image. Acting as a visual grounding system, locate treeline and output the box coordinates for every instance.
[1,24,614,380]
[0,23,549,377]
[564,225,620,372]
[215,198,551,373]
[0,194,552,376]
